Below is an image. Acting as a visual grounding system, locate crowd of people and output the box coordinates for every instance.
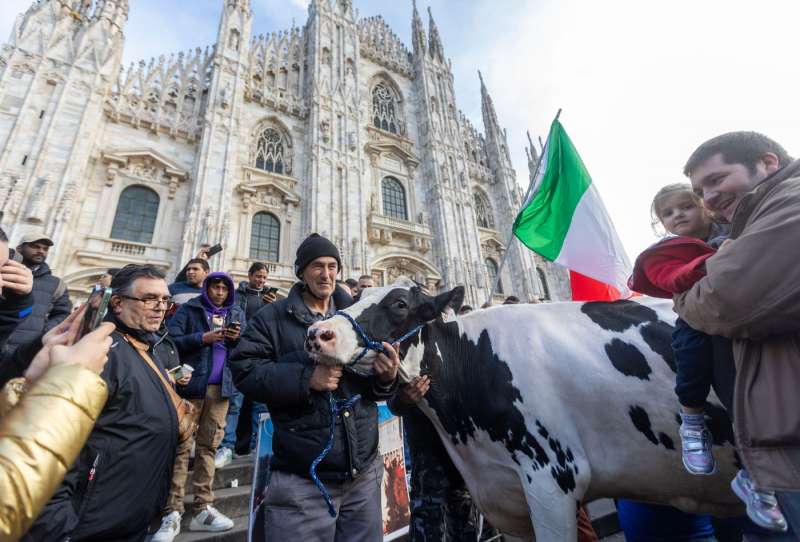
[0,129,798,542]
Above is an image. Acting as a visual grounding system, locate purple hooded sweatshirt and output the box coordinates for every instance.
[201,272,236,385]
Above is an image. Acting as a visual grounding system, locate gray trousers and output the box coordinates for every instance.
[263,457,383,542]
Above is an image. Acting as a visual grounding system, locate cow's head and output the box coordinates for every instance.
[306,277,464,381]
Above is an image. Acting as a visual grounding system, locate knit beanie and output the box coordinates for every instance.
[294,233,341,278]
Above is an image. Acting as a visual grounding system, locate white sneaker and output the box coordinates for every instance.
[151,511,181,542]
[214,447,233,469]
[189,505,234,532]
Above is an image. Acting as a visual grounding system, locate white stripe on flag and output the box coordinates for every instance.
[555,184,632,295]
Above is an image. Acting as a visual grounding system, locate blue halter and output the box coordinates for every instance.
[333,310,424,370]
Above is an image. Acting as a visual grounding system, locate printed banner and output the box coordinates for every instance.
[379,404,411,540]
[248,403,411,541]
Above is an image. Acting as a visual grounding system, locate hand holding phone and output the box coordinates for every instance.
[224,322,241,340]
[206,243,223,258]
[0,259,34,295]
[263,287,278,304]
[78,286,112,340]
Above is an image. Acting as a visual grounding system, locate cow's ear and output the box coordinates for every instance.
[414,286,465,321]
[430,286,464,318]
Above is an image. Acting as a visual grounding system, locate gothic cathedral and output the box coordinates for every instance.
[0,0,569,304]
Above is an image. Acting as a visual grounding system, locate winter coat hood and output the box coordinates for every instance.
[201,272,235,314]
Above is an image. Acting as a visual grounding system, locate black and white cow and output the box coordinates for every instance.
[306,278,742,541]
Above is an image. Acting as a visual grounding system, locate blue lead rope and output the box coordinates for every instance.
[309,391,362,517]
[308,311,423,516]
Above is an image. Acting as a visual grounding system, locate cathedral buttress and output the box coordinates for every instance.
[186,0,253,265]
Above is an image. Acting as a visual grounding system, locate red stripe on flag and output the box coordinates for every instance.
[569,270,621,302]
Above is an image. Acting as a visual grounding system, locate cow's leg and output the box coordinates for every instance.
[519,471,578,542]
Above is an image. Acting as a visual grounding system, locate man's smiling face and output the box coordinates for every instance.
[689,152,777,222]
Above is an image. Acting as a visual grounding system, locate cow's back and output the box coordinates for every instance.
[422,298,741,528]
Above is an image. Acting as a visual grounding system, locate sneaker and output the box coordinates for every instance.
[731,469,788,532]
[679,423,716,475]
[189,505,234,532]
[151,511,181,542]
[214,447,233,469]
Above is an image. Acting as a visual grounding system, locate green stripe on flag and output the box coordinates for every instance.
[512,120,592,261]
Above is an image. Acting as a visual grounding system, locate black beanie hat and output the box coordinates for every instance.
[294,233,341,278]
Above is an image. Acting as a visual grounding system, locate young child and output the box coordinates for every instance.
[630,183,788,533]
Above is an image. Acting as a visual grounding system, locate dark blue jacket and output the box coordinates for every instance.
[167,276,245,400]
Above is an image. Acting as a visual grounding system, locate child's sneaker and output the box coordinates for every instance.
[679,421,715,475]
[731,469,788,532]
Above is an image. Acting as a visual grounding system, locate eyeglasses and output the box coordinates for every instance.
[120,295,174,311]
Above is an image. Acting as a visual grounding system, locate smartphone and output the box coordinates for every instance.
[78,286,112,339]
[206,243,223,258]
[265,287,279,295]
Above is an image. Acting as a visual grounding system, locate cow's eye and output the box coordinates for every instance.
[394,300,408,310]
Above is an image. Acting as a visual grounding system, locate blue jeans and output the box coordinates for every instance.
[221,391,243,450]
[672,318,715,409]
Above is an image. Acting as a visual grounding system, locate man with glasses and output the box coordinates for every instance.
[26,264,182,542]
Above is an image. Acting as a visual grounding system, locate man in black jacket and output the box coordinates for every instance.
[230,234,400,542]
[2,233,71,359]
[26,264,180,542]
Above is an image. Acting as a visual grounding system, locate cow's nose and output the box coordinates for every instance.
[318,329,336,343]
[307,328,318,340]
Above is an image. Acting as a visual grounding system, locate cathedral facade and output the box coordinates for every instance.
[0,0,569,304]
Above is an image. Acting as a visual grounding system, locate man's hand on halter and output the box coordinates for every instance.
[310,364,343,391]
[374,342,400,384]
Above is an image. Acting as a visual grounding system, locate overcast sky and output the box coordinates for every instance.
[3,0,799,260]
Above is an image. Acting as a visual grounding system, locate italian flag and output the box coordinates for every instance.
[513,118,631,301]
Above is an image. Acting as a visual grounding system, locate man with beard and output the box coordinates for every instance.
[1,234,71,361]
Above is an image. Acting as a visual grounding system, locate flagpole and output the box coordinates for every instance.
[485,109,561,306]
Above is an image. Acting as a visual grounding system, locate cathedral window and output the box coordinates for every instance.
[485,258,503,294]
[382,177,408,220]
[250,212,280,262]
[473,191,495,229]
[254,127,288,175]
[372,82,399,134]
[537,268,551,300]
[110,185,159,244]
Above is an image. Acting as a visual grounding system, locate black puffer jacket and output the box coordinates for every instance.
[2,262,71,355]
[0,289,33,347]
[236,280,268,322]
[24,328,179,542]
[230,283,397,482]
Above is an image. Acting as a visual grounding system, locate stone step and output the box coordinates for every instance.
[187,454,255,492]
[174,518,248,542]
[586,498,621,538]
